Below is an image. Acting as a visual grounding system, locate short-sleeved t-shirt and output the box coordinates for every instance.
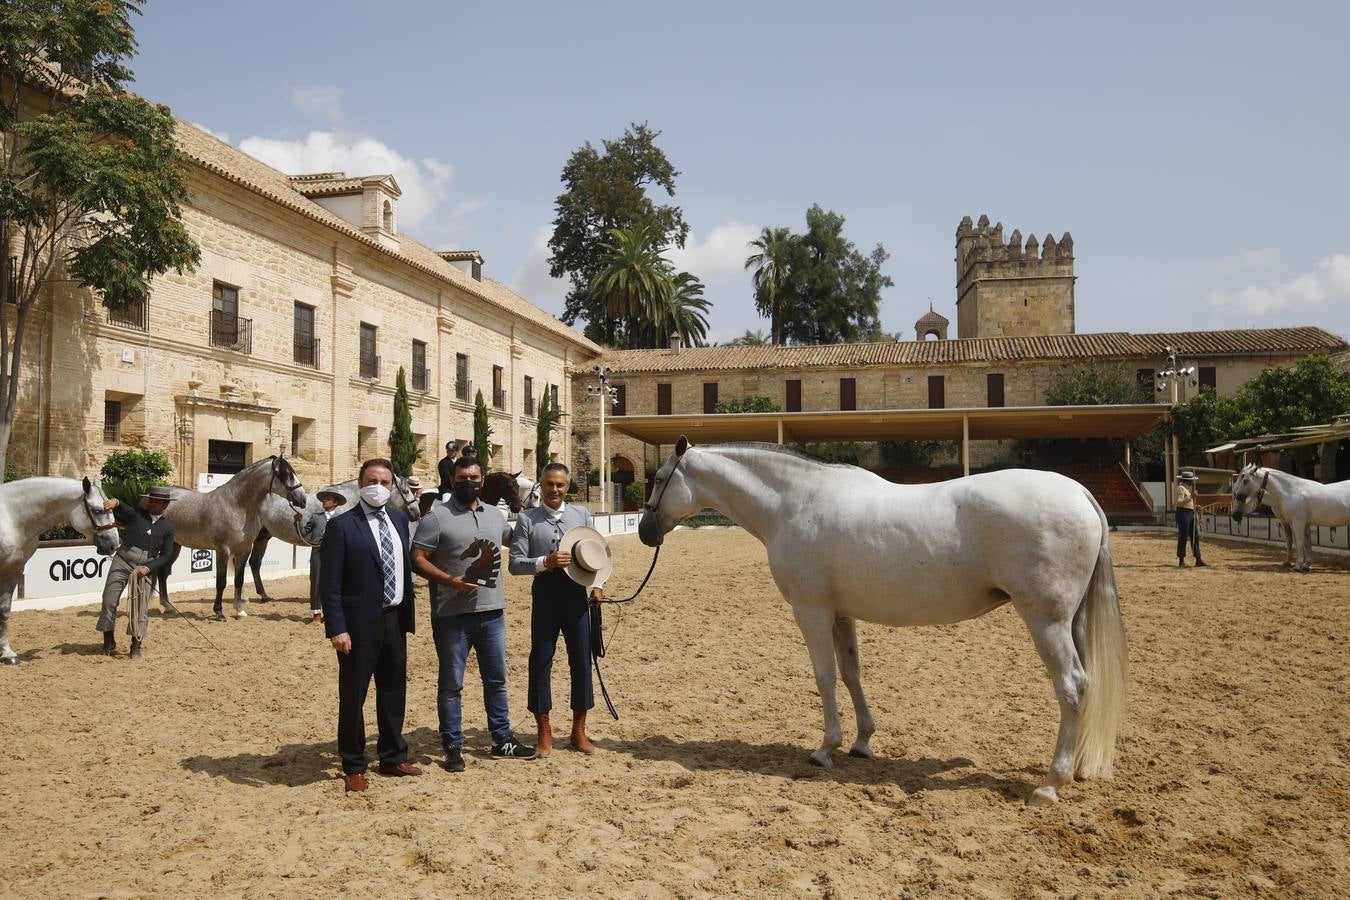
[412,497,513,618]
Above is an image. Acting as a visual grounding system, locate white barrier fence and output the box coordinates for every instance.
[1197,511,1350,555]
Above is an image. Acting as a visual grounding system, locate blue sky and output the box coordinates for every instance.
[130,1,1350,345]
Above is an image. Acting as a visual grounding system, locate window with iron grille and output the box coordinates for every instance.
[492,365,505,409]
[212,282,238,343]
[108,300,148,331]
[523,376,534,417]
[293,303,318,367]
[1199,366,1217,393]
[455,353,470,401]
[359,323,379,378]
[103,399,121,444]
[550,382,559,412]
[412,340,429,391]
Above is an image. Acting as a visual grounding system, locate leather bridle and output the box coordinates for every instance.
[84,492,119,534]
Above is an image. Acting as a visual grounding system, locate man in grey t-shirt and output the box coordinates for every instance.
[411,455,535,771]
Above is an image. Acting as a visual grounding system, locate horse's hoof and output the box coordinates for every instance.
[235,610,248,619]
[210,612,226,623]
[1,656,18,666]
[257,596,272,604]
[1027,786,1059,806]
[848,746,874,759]
[807,751,833,769]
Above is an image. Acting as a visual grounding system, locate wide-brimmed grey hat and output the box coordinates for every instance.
[316,489,348,506]
[405,476,422,489]
[559,526,613,589]
[1178,470,1198,481]
[140,485,173,503]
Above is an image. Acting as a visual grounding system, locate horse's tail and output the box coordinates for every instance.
[1072,490,1128,779]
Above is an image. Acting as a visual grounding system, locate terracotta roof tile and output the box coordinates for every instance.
[174,121,599,354]
[598,328,1348,373]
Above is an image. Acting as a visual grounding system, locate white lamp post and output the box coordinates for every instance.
[586,366,620,513]
[1155,345,1197,512]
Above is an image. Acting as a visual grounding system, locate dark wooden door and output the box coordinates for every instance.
[928,375,945,409]
[987,373,1005,408]
[657,383,672,415]
[786,379,802,412]
[840,378,856,411]
[703,382,718,413]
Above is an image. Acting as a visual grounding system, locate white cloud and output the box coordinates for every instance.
[665,221,760,280]
[1206,253,1350,315]
[290,85,345,125]
[191,122,230,144]
[509,226,569,314]
[238,130,458,238]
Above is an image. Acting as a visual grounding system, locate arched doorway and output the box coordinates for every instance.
[611,455,636,511]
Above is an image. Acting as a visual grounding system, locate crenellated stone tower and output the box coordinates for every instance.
[955,214,1076,339]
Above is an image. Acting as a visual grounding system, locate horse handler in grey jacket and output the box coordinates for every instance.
[303,489,348,623]
[97,486,176,658]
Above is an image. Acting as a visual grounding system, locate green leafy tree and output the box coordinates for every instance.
[533,388,564,477]
[99,448,172,509]
[724,328,770,346]
[744,226,795,344]
[548,122,689,344]
[0,1,201,482]
[775,205,892,345]
[713,394,781,413]
[879,440,957,468]
[473,388,493,470]
[1022,365,1150,467]
[1223,355,1350,438]
[387,366,418,476]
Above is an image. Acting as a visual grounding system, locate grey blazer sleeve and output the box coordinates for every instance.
[508,514,534,576]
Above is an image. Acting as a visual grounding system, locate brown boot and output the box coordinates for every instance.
[569,711,596,755]
[130,639,143,659]
[535,712,553,757]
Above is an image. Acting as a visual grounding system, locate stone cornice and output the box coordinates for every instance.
[174,393,281,416]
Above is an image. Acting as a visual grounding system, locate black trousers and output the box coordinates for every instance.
[336,607,409,774]
[527,570,593,714]
[1176,508,1202,561]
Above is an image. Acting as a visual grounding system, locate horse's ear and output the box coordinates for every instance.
[675,435,689,456]
[512,471,521,479]
[82,476,92,494]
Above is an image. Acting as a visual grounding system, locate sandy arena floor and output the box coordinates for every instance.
[0,530,1346,898]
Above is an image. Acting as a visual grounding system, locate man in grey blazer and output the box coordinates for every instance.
[509,463,602,755]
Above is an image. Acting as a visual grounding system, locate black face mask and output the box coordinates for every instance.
[453,482,481,504]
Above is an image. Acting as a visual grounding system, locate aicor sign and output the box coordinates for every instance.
[49,555,111,582]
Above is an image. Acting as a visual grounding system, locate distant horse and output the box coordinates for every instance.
[638,439,1127,806]
[517,474,541,510]
[1231,464,1350,572]
[418,471,523,518]
[0,477,121,664]
[164,456,306,620]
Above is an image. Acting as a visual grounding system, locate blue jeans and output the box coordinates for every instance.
[431,610,513,749]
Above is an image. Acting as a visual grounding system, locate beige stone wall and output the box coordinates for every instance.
[9,167,594,487]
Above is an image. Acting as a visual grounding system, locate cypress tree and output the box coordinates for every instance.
[473,388,493,470]
[388,366,419,475]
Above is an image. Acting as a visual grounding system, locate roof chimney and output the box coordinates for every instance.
[669,332,682,353]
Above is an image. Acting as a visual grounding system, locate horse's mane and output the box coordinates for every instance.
[709,442,861,471]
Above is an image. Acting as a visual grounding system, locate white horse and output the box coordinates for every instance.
[0,477,121,664]
[1231,463,1350,572]
[517,474,541,510]
[163,455,306,620]
[244,474,421,602]
[637,439,1128,806]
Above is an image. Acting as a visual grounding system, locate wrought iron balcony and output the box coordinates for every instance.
[455,379,472,402]
[360,354,380,379]
[210,309,252,353]
[293,336,320,368]
[524,396,536,417]
[107,301,148,331]
[412,365,430,392]
[493,388,507,410]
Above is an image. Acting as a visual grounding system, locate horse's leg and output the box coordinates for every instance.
[232,547,249,618]
[790,601,843,768]
[832,616,876,759]
[212,549,228,621]
[1017,610,1087,806]
[249,533,272,603]
[1292,518,1311,572]
[0,576,20,665]
[1301,522,1314,571]
[1282,519,1294,568]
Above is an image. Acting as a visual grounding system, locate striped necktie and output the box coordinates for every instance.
[374,509,397,606]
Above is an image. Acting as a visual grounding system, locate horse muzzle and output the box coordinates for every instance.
[637,512,663,547]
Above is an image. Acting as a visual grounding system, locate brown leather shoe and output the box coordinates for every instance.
[343,772,367,792]
[378,761,422,777]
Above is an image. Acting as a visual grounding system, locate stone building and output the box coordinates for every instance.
[8,120,600,486]
[571,215,1346,508]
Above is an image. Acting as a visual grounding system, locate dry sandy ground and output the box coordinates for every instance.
[0,530,1346,898]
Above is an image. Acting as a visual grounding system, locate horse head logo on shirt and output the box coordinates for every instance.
[460,538,500,589]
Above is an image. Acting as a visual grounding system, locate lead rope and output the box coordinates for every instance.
[589,543,661,720]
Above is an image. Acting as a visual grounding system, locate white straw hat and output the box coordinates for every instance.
[558,525,612,589]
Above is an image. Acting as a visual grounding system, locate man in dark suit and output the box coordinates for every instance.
[97,485,176,659]
[320,458,421,793]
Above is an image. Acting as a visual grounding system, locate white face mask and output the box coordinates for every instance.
[359,484,391,508]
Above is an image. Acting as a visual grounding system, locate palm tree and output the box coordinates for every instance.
[744,226,795,344]
[589,223,672,348]
[724,328,770,346]
[662,271,711,347]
